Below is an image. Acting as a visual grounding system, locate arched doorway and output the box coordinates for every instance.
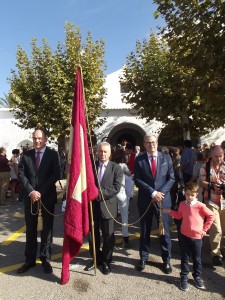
[117,133,136,147]
[108,123,145,150]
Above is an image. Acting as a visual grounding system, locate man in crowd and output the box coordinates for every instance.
[17,128,60,274]
[0,147,11,206]
[199,145,225,266]
[180,139,195,184]
[84,142,123,275]
[134,133,175,274]
[125,143,135,174]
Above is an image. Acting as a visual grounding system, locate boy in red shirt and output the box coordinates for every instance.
[163,182,214,292]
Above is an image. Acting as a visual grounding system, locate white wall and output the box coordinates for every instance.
[0,109,33,158]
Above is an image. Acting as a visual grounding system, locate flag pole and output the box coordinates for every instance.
[89,201,97,275]
[79,65,97,275]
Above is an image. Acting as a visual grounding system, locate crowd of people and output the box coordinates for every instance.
[0,144,67,207]
[1,133,225,292]
[84,136,225,292]
[0,147,20,206]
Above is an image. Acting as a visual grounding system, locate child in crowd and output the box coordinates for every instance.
[163,182,214,292]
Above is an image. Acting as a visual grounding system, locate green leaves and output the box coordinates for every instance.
[8,23,106,141]
[122,1,225,141]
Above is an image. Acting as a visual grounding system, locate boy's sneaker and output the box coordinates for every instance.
[180,277,189,292]
[194,277,206,290]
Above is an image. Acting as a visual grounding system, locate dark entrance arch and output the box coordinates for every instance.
[117,133,136,147]
[108,123,145,150]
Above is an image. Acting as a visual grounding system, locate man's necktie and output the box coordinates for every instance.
[98,164,104,184]
[36,151,41,169]
[151,156,156,177]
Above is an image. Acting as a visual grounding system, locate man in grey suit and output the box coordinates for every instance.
[134,134,175,274]
[17,128,60,274]
[84,142,123,275]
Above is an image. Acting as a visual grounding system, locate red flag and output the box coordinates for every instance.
[61,66,98,285]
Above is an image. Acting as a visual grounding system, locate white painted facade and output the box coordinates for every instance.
[0,108,33,156]
[94,69,163,146]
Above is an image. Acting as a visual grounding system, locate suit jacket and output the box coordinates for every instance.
[18,147,60,207]
[134,151,175,209]
[94,160,123,219]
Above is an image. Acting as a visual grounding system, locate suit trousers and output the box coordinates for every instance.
[89,201,115,264]
[24,200,55,263]
[138,202,171,263]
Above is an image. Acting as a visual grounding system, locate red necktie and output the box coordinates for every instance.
[151,156,156,177]
[36,151,41,169]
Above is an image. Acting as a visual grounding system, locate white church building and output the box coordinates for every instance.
[0,69,224,155]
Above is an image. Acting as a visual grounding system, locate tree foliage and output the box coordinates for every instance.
[121,33,225,140]
[0,95,9,108]
[153,0,225,100]
[122,1,225,140]
[8,23,106,140]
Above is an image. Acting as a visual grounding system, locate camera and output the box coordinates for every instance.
[210,182,225,198]
[219,182,225,198]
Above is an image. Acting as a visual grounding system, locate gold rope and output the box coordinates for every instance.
[30,199,64,218]
[30,200,43,231]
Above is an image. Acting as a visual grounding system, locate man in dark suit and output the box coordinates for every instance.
[134,134,175,274]
[84,142,123,275]
[17,128,60,274]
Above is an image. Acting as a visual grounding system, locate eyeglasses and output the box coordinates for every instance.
[144,141,157,145]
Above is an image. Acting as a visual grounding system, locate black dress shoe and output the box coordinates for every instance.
[84,261,102,271]
[84,262,95,271]
[136,260,146,271]
[212,256,223,266]
[42,261,53,274]
[17,262,36,274]
[163,262,172,274]
[102,262,111,275]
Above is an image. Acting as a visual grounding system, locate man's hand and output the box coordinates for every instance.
[214,184,222,193]
[152,192,164,203]
[30,191,41,203]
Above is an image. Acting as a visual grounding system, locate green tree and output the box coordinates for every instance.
[0,95,9,108]
[8,23,106,141]
[121,33,225,140]
[153,0,225,101]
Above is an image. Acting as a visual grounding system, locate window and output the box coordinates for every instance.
[120,82,130,93]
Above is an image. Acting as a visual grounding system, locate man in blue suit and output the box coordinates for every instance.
[134,134,175,274]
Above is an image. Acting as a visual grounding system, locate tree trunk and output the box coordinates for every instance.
[181,112,191,140]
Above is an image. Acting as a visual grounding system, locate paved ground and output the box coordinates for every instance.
[0,187,225,300]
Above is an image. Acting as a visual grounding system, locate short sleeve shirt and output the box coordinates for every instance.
[199,161,225,207]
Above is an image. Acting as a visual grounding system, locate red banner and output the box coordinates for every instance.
[61,66,98,285]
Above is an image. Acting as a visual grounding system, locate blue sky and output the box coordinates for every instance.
[0,0,163,100]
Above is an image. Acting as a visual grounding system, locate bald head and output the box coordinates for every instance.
[211,145,224,165]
